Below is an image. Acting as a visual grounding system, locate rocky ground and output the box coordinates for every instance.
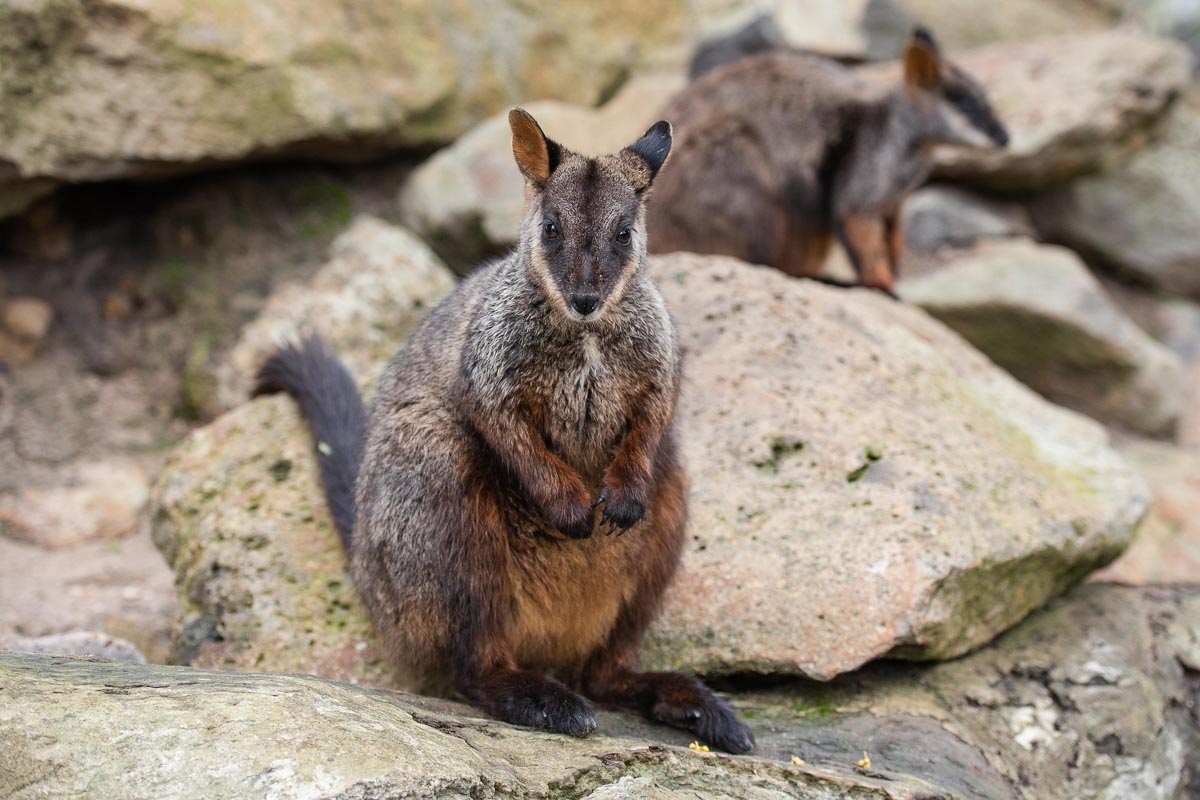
[4,0,1200,797]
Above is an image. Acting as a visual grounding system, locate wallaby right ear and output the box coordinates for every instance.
[903,27,942,91]
[622,120,673,193]
[509,108,562,188]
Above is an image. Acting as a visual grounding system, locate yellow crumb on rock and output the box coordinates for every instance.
[856,751,871,769]
[790,755,804,765]
[688,741,710,752]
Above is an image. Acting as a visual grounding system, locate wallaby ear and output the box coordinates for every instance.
[903,27,942,91]
[509,108,562,187]
[623,120,673,192]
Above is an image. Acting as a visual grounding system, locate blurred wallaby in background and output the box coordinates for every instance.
[649,28,1009,292]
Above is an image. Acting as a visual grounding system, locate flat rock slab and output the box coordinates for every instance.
[154,242,1148,683]
[899,238,1186,436]
[3,584,1197,799]
[0,0,699,216]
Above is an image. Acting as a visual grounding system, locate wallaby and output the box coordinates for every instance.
[648,27,1008,293]
[256,109,754,753]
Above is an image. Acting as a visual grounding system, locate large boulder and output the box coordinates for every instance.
[0,0,705,216]
[899,239,1187,436]
[214,215,456,409]
[1092,440,1200,585]
[399,75,684,269]
[1032,89,1200,299]
[3,584,1198,799]
[922,32,1192,189]
[153,237,1148,683]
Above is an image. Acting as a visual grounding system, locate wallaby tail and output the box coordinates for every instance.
[253,337,365,550]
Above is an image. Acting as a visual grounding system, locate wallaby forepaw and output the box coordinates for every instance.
[549,493,596,540]
[595,484,646,536]
[654,692,755,754]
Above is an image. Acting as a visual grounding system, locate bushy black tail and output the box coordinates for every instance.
[254,337,365,550]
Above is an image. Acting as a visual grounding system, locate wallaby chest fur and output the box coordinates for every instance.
[260,109,754,753]
[352,253,680,682]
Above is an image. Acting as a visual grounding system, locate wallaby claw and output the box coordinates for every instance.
[592,491,608,510]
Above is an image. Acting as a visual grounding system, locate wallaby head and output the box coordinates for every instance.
[902,27,1008,150]
[508,108,672,322]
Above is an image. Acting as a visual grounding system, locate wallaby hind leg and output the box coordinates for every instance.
[449,471,596,736]
[836,212,895,293]
[580,459,754,754]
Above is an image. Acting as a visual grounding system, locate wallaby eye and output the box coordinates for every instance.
[615,226,632,246]
[542,220,559,240]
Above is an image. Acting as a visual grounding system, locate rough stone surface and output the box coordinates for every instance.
[901,186,1033,254]
[215,215,456,409]
[0,459,150,548]
[644,253,1145,678]
[1092,440,1200,585]
[1032,89,1200,299]
[399,75,684,269]
[912,32,1192,189]
[899,239,1186,436]
[155,242,1148,683]
[898,0,1112,51]
[0,0,703,214]
[1,297,52,343]
[0,631,146,664]
[2,584,1197,800]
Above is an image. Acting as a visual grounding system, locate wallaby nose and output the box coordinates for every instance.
[571,291,600,316]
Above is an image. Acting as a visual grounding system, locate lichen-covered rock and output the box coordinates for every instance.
[0,0,704,216]
[899,239,1186,436]
[1032,89,1200,299]
[2,585,1197,799]
[399,75,684,269]
[152,393,395,687]
[1092,440,1200,585]
[215,215,455,409]
[154,240,1148,684]
[918,32,1192,189]
[643,253,1145,678]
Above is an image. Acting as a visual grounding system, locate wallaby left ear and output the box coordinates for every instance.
[904,27,942,91]
[623,120,673,192]
[509,108,562,188]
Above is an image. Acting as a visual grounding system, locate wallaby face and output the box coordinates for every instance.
[904,28,1009,150]
[509,109,672,321]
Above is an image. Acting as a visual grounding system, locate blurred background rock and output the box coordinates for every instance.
[3,2,1200,797]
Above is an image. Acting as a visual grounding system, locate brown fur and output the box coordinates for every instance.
[648,27,1008,292]
[261,111,752,753]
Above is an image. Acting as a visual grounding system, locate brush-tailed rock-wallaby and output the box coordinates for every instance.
[256,109,754,753]
[648,28,1008,293]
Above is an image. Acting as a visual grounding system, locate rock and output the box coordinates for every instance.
[153,394,397,686]
[901,185,1033,253]
[154,236,1147,683]
[644,253,1145,678]
[918,32,1193,189]
[898,0,1113,51]
[1101,0,1200,53]
[0,631,146,664]
[0,0,705,216]
[1031,89,1200,299]
[899,239,1187,437]
[1,298,52,343]
[2,584,1197,799]
[399,75,685,269]
[215,215,456,409]
[1091,441,1200,585]
[0,460,150,548]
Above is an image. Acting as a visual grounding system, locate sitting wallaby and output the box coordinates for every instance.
[647,28,1008,293]
[256,109,754,753]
